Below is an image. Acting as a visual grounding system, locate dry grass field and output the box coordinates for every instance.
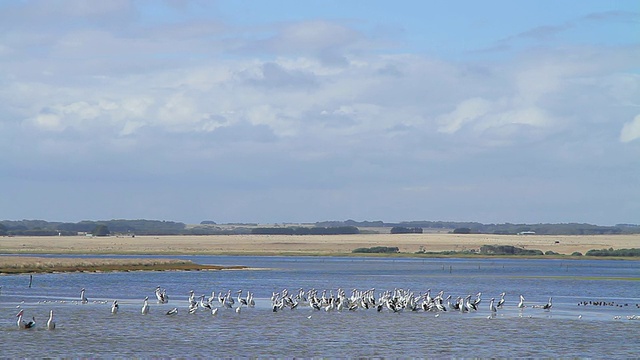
[1,233,638,256]
[1,233,638,273]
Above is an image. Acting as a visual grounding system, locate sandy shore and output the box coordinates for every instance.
[1,233,638,256]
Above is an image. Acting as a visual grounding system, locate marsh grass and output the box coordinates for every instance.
[0,256,245,274]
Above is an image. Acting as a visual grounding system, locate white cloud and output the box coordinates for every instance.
[31,113,62,131]
[437,97,493,134]
[1,3,638,224]
[620,114,640,143]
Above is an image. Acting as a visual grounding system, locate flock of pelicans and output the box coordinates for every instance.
[12,285,640,330]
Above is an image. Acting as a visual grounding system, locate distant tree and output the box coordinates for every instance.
[0,223,6,235]
[92,225,110,237]
[390,227,423,234]
[453,227,471,234]
[571,252,583,256]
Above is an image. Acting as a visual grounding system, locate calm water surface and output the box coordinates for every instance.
[1,256,638,358]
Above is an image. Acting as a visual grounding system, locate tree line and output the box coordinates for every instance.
[251,226,360,235]
[2,218,639,236]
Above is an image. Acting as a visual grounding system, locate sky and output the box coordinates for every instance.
[1,0,639,225]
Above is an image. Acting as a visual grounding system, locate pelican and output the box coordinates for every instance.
[111,300,119,314]
[451,296,461,311]
[166,307,178,315]
[496,292,506,308]
[472,292,482,308]
[211,307,219,316]
[489,298,497,313]
[189,303,198,314]
[80,288,88,304]
[543,297,553,310]
[188,290,197,308]
[236,304,243,314]
[200,295,212,310]
[16,310,35,329]
[226,290,235,306]
[141,296,150,315]
[247,292,255,307]
[518,295,526,309]
[464,295,474,311]
[47,310,56,330]
[237,290,248,306]
[155,286,168,304]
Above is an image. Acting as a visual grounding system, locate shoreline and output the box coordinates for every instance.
[1,233,638,274]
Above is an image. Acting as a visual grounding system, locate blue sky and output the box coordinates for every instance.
[0,0,638,225]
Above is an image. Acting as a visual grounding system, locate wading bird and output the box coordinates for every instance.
[17,309,36,329]
[141,296,150,315]
[47,310,56,330]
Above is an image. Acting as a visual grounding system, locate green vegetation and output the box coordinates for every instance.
[92,225,110,237]
[352,246,399,254]
[2,219,639,236]
[319,220,640,235]
[0,257,246,274]
[390,226,423,234]
[479,245,544,256]
[585,248,640,257]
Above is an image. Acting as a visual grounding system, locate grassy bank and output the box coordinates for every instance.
[0,256,246,274]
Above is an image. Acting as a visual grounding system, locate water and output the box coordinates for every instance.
[1,256,639,357]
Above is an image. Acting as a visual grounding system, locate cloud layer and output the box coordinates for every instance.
[1,1,638,225]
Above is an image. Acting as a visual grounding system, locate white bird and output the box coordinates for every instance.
[80,288,88,304]
[236,304,242,314]
[518,294,526,309]
[155,286,168,304]
[208,291,217,304]
[496,292,506,308]
[189,303,198,314]
[237,290,248,306]
[141,296,150,315]
[211,307,219,316]
[489,298,497,313]
[199,295,212,310]
[166,307,178,315]
[226,290,235,306]
[47,310,56,330]
[16,309,36,329]
[111,300,119,314]
[543,297,553,310]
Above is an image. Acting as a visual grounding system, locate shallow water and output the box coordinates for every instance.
[1,256,639,357]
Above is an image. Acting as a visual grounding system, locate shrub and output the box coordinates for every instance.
[352,246,399,254]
